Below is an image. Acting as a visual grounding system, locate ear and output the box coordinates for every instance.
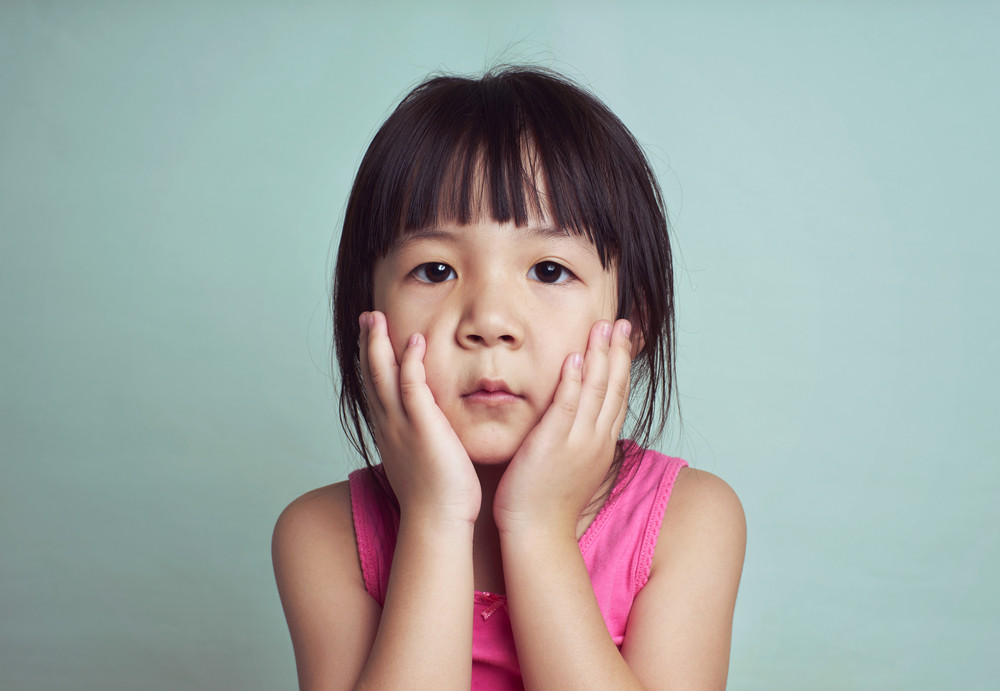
[627,312,646,358]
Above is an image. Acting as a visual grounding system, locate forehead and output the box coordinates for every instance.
[404,140,547,224]
[393,218,591,249]
[389,156,616,267]
[382,124,615,263]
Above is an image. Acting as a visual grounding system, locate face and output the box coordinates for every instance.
[372,217,618,464]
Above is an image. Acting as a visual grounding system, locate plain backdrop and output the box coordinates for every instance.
[2,1,998,689]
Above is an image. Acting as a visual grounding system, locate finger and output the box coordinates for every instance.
[357,312,385,418]
[364,311,404,419]
[576,320,613,425]
[397,332,439,423]
[611,376,631,440]
[532,350,584,440]
[602,319,634,435]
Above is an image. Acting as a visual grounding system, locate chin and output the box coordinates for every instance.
[464,441,518,465]
[458,426,526,465]
[469,450,516,466]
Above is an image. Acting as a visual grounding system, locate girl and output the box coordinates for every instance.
[273,67,745,690]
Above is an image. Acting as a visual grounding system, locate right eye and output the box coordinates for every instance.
[411,262,456,284]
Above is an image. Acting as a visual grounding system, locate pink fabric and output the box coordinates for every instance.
[348,444,687,690]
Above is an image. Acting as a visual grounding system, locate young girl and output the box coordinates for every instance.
[273,66,745,690]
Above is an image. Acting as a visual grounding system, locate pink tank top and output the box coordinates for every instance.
[348,443,687,690]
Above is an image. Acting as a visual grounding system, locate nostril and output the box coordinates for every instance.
[462,333,517,346]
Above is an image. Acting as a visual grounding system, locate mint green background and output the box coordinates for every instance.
[2,2,997,689]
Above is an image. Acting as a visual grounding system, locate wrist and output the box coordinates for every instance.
[392,479,482,528]
[496,514,577,547]
[399,506,479,537]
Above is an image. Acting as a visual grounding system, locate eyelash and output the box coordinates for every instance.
[410,261,577,285]
[411,262,456,284]
[527,261,575,285]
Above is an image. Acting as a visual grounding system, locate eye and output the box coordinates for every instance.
[412,262,456,284]
[528,261,575,285]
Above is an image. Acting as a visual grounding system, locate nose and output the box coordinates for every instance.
[456,279,524,349]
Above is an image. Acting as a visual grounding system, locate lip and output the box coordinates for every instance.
[462,379,521,405]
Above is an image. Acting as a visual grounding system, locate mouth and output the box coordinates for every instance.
[462,378,521,405]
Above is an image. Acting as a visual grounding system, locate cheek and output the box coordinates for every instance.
[383,325,409,365]
[410,324,455,393]
[380,305,435,363]
[532,324,591,396]
[561,311,604,354]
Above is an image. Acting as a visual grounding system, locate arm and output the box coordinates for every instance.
[496,319,641,689]
[272,312,480,690]
[272,483,477,691]
[501,518,640,689]
[352,313,479,690]
[501,469,745,690]
[621,468,746,689]
[359,511,475,690]
[272,483,380,691]
[496,320,746,689]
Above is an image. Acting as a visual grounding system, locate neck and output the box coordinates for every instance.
[471,461,508,595]
[468,457,621,595]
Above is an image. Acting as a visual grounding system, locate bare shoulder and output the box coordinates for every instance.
[659,467,746,559]
[271,482,361,596]
[272,481,355,557]
[653,467,746,609]
[621,467,746,689]
[272,481,380,690]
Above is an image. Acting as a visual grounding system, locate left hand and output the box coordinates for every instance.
[493,318,634,538]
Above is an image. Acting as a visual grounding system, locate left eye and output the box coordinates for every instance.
[412,262,456,283]
[528,261,574,284]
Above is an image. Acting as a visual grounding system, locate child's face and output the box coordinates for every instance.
[372,217,619,464]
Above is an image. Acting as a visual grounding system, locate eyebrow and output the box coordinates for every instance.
[393,223,583,248]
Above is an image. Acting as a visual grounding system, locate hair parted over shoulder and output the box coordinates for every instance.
[333,66,676,470]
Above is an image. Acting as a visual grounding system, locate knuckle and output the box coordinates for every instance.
[590,380,609,399]
[558,398,579,416]
[613,378,629,400]
[369,367,388,388]
[398,378,424,398]
[614,341,633,361]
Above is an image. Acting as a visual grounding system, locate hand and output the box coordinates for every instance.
[359,311,482,526]
[493,319,633,537]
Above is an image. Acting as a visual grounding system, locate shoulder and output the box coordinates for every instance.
[616,447,745,566]
[660,467,746,556]
[272,481,356,563]
[654,467,746,592]
[272,481,366,616]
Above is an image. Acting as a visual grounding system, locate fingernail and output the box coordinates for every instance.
[571,353,583,368]
[359,312,367,328]
[622,321,632,338]
[601,321,613,339]
[408,333,419,347]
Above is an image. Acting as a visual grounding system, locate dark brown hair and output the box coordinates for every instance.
[333,66,675,471]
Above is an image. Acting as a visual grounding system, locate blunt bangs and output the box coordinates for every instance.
[334,66,676,469]
[348,68,667,267]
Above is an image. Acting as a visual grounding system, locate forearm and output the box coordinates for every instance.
[355,516,475,690]
[501,527,643,691]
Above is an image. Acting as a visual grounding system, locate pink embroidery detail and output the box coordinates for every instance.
[477,592,506,620]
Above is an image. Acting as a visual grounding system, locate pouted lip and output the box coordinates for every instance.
[462,378,520,398]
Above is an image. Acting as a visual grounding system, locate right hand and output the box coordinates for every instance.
[359,311,482,526]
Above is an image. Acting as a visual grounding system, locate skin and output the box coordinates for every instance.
[272,217,746,690]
